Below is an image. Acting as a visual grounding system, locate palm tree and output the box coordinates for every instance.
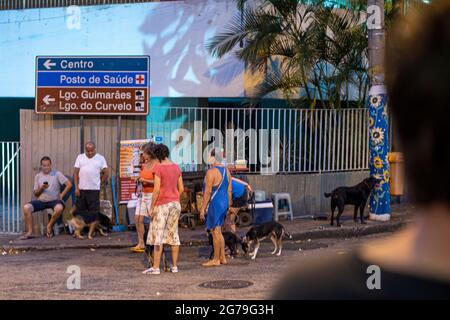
[206,0,368,109]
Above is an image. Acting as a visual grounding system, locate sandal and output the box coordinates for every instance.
[130,246,145,253]
[17,234,34,240]
[46,229,54,238]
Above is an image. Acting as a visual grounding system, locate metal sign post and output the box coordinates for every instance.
[34,55,150,232]
[112,115,127,232]
[80,115,84,154]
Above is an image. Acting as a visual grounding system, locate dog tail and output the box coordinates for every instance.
[324,192,332,198]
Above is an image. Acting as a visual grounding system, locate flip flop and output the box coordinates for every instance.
[130,246,145,253]
[17,234,34,240]
[46,230,54,238]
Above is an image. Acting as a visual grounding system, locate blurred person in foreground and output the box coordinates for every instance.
[273,2,450,299]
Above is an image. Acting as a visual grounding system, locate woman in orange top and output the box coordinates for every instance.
[130,143,158,253]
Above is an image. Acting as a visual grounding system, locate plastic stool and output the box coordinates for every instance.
[272,193,294,221]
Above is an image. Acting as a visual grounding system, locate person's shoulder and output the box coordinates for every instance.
[272,252,368,300]
[152,163,161,174]
[34,171,43,179]
[55,170,67,177]
[95,153,106,160]
[205,166,216,177]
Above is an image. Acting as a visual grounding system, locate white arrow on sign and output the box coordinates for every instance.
[43,95,55,105]
[43,59,56,70]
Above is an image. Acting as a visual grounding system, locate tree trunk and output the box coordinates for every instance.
[367,0,391,220]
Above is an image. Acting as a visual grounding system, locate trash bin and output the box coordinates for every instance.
[126,196,139,226]
[388,152,405,196]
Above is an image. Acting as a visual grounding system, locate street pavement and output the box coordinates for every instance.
[0,203,416,300]
[0,232,393,300]
[0,203,416,252]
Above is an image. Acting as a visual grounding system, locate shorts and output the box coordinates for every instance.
[135,193,152,217]
[28,200,65,213]
[147,201,181,246]
[75,190,100,223]
[232,190,248,208]
[76,190,100,213]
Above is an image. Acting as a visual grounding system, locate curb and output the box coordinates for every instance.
[289,220,409,241]
[2,219,410,252]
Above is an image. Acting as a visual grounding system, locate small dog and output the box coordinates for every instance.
[143,223,170,272]
[324,176,380,227]
[207,230,241,259]
[241,221,292,260]
[68,212,110,240]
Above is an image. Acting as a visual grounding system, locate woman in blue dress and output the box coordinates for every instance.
[200,149,232,267]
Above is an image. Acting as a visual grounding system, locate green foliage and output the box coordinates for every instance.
[207,0,369,108]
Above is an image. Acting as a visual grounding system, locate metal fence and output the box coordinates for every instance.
[148,107,370,174]
[0,142,21,234]
[0,0,167,10]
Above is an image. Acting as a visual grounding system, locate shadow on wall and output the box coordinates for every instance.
[139,0,245,98]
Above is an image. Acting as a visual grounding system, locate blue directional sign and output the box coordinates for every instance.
[35,56,150,115]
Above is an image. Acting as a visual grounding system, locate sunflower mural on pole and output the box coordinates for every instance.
[368,86,391,220]
[367,0,390,220]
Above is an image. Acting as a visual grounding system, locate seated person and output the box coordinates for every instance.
[19,156,72,239]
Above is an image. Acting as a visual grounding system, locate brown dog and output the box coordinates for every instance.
[68,214,108,240]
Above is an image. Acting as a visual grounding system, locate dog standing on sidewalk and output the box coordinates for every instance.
[324,176,380,227]
[241,221,292,260]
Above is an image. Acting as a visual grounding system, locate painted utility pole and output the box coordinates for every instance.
[367,0,391,221]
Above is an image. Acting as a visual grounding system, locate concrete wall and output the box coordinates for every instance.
[246,171,370,217]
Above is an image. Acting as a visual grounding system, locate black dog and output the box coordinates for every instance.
[324,176,380,227]
[241,221,292,260]
[143,223,170,271]
[207,230,241,259]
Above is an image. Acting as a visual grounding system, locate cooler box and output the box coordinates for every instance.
[252,200,274,225]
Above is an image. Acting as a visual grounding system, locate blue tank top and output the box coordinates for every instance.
[203,165,229,230]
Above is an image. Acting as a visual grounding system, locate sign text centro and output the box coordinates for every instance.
[35,56,150,115]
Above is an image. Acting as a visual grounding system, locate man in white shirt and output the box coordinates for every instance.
[73,142,109,222]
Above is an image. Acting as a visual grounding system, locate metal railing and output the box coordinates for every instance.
[0,142,21,234]
[148,107,370,174]
[0,0,167,10]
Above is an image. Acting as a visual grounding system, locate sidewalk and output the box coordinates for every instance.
[1,203,416,253]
